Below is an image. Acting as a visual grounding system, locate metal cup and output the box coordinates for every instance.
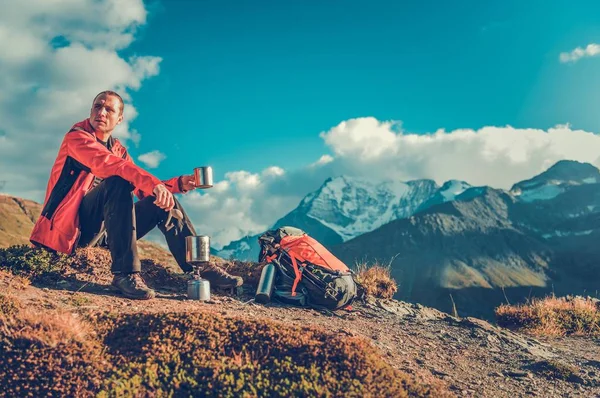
[186,235,210,265]
[194,166,213,189]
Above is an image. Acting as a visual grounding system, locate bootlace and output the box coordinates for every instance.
[205,263,232,278]
[130,273,147,288]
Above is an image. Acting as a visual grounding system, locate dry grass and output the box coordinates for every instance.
[495,296,600,337]
[0,269,30,289]
[354,262,398,299]
[0,293,21,317]
[527,360,583,383]
[1,307,94,347]
[224,260,265,286]
[0,300,444,397]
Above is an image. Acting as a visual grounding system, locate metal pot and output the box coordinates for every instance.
[186,235,210,265]
[194,166,213,189]
[188,277,211,301]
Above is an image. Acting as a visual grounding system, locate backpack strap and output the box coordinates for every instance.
[288,251,303,296]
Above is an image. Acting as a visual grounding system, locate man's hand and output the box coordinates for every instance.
[153,184,175,211]
[180,174,197,192]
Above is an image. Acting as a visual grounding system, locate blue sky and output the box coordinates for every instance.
[2,0,600,247]
[121,0,600,181]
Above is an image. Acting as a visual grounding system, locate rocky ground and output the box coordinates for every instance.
[1,248,599,398]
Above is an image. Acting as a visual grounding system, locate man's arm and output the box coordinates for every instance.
[121,152,186,200]
[65,129,161,197]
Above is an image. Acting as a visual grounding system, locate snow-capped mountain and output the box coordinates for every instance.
[510,160,600,202]
[216,176,473,260]
[332,160,600,318]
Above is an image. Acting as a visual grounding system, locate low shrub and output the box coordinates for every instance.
[98,312,436,397]
[495,296,600,337]
[0,245,188,291]
[354,262,398,299]
[0,293,20,317]
[0,245,71,282]
[0,308,106,397]
[527,360,582,383]
[1,305,443,397]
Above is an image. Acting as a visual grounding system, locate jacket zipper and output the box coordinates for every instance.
[49,200,68,231]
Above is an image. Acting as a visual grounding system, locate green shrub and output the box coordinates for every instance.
[0,306,444,397]
[0,245,71,282]
[98,312,435,397]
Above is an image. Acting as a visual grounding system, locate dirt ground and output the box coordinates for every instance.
[2,247,599,398]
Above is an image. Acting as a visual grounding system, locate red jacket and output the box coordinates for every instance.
[30,119,183,254]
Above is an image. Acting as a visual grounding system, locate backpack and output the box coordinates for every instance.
[258,226,358,310]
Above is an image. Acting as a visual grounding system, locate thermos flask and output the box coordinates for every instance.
[188,276,211,301]
[255,262,276,303]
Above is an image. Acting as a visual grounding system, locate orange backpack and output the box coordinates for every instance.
[258,226,358,310]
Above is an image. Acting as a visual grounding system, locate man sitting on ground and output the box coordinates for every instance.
[30,90,242,299]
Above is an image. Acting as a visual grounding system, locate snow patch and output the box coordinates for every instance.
[542,229,594,239]
[305,176,436,241]
[440,180,470,201]
[518,185,563,202]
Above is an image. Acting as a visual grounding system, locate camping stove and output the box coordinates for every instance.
[185,235,211,300]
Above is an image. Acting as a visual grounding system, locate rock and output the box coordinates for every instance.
[505,370,532,379]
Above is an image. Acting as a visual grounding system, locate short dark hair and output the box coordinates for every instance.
[92,90,125,115]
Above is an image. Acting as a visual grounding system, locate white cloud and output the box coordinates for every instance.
[262,166,285,178]
[311,154,334,167]
[320,118,600,189]
[176,166,310,248]
[138,151,166,169]
[0,0,160,200]
[559,43,600,63]
[320,117,399,160]
[177,117,600,249]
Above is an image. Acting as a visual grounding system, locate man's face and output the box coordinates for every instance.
[89,94,123,134]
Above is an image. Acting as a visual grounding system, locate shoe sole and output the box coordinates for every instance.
[111,284,156,300]
[121,291,156,300]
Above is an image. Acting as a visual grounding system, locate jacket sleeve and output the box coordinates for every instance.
[65,129,162,197]
[122,152,184,200]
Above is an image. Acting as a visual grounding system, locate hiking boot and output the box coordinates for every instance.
[200,263,243,289]
[111,272,156,300]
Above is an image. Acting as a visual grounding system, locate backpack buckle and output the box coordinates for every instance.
[325,283,338,300]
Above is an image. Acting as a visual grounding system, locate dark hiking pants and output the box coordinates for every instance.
[77,176,196,273]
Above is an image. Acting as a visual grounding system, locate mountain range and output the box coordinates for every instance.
[216,177,473,260]
[219,160,600,318]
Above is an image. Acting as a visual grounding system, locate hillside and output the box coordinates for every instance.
[0,194,42,248]
[1,193,600,396]
[1,245,600,396]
